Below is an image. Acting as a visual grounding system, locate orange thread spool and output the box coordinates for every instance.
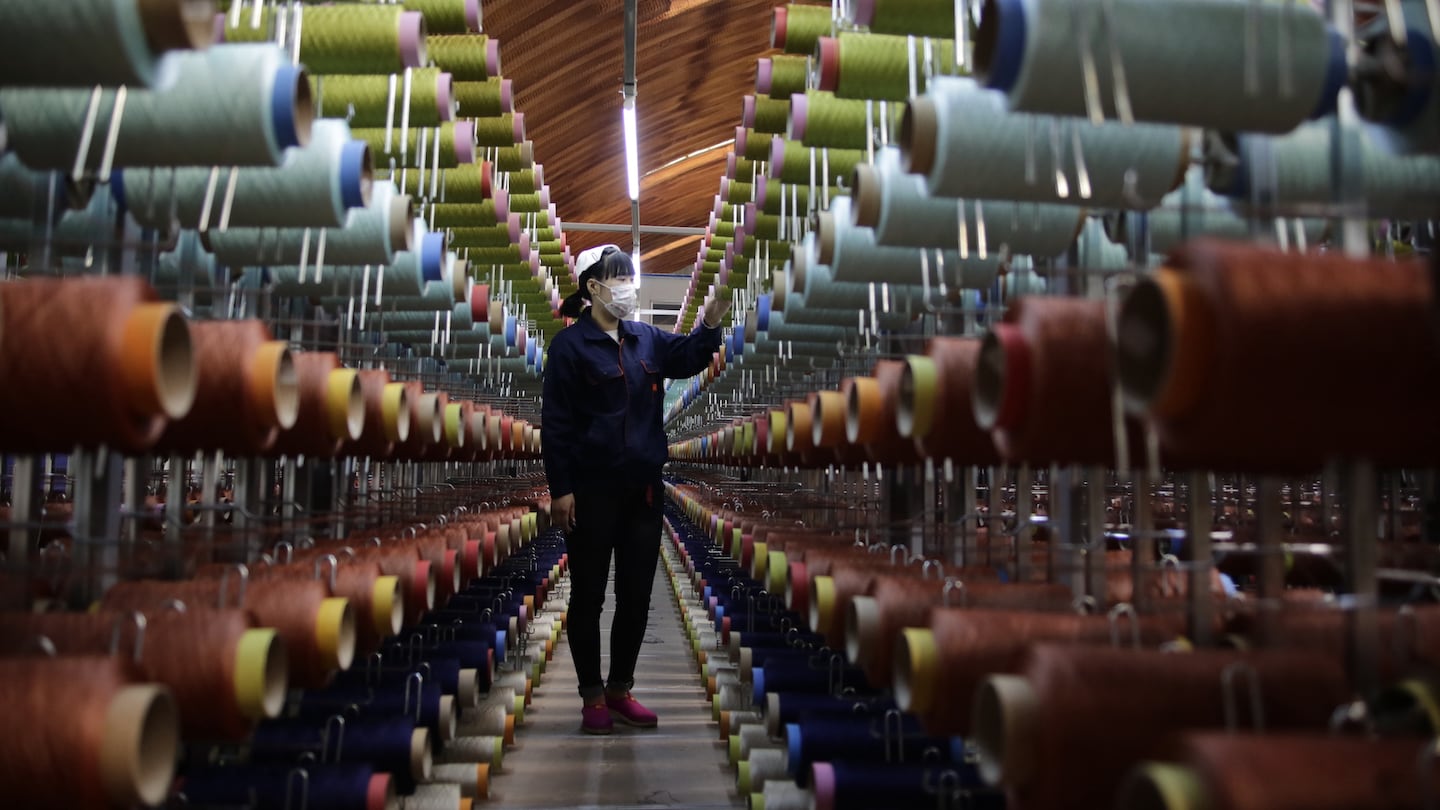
[844,360,922,465]
[910,337,1000,465]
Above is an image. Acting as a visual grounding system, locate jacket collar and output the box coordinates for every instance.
[576,309,633,343]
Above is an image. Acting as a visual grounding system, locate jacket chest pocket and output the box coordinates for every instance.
[581,359,627,413]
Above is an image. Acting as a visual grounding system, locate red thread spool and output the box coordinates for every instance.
[0,609,286,741]
[972,645,1351,810]
[1224,602,1440,681]
[352,545,434,626]
[425,391,455,461]
[0,276,196,453]
[394,382,442,461]
[0,656,179,808]
[102,578,355,688]
[975,297,1139,466]
[156,319,299,456]
[1117,732,1440,810]
[1117,240,1440,471]
[220,555,402,658]
[271,352,363,458]
[903,337,1001,464]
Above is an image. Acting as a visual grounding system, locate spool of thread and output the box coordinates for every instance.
[819,201,1001,290]
[850,0,958,36]
[271,250,431,298]
[250,717,431,786]
[1206,118,1440,219]
[0,183,125,257]
[102,578,357,689]
[180,764,392,810]
[973,296,1134,466]
[449,223,516,248]
[315,68,454,128]
[1,43,311,171]
[743,94,791,135]
[426,33,500,80]
[1117,733,1440,810]
[972,645,1351,808]
[1115,239,1440,470]
[270,352,364,458]
[789,90,905,150]
[757,179,812,216]
[437,736,505,768]
[813,32,961,101]
[904,77,1189,209]
[768,137,864,185]
[124,120,370,231]
[842,361,922,465]
[853,150,1083,259]
[340,368,409,458]
[0,609,287,740]
[492,141,535,171]
[405,0,481,33]
[470,113,525,146]
[758,54,810,99]
[772,3,831,54]
[155,319,298,456]
[455,79,514,117]
[0,0,212,85]
[1224,603,1440,681]
[0,153,90,222]
[207,180,412,266]
[390,162,491,202]
[809,763,995,810]
[898,337,1000,464]
[223,6,426,74]
[977,0,1342,133]
[154,230,223,296]
[0,657,179,809]
[0,276,196,454]
[355,120,476,169]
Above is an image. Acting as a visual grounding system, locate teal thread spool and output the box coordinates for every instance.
[355,120,476,169]
[790,91,905,150]
[314,69,454,128]
[492,142,535,171]
[0,0,212,88]
[758,55,810,99]
[1207,118,1440,219]
[471,115,525,147]
[430,201,508,228]
[1071,217,1130,271]
[374,280,457,311]
[427,34,501,81]
[207,180,413,266]
[403,0,481,34]
[976,0,1343,133]
[813,32,962,102]
[1,43,312,171]
[455,79,514,118]
[905,77,1188,209]
[0,153,87,222]
[449,225,515,248]
[269,252,425,297]
[155,230,222,296]
[0,184,121,257]
[769,138,865,185]
[819,197,1002,288]
[787,239,930,326]
[743,95,792,135]
[385,163,489,201]
[222,6,428,74]
[850,0,959,37]
[771,3,832,55]
[121,119,371,230]
[852,148,1083,259]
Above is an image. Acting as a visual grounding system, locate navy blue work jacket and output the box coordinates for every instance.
[541,310,722,498]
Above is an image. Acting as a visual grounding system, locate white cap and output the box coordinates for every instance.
[575,244,621,279]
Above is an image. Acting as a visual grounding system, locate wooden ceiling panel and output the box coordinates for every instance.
[486,0,779,274]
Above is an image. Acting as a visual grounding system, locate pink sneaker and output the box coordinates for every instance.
[581,703,614,735]
[606,692,658,728]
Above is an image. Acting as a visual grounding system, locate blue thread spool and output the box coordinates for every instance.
[178,763,390,810]
[786,716,967,785]
[810,762,1001,810]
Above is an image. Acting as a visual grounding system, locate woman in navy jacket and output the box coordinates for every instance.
[541,244,729,734]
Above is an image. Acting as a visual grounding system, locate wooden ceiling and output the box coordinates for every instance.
[486,0,780,275]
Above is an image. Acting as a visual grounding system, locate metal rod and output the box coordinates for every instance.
[563,221,705,236]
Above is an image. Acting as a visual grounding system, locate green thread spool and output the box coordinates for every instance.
[769,139,864,185]
[428,34,500,81]
[0,43,312,171]
[314,68,453,128]
[745,95,791,135]
[207,180,412,266]
[430,202,506,228]
[492,142,534,171]
[0,0,211,88]
[739,129,774,161]
[790,90,905,150]
[403,0,480,34]
[535,240,562,254]
[906,77,1188,209]
[465,245,526,264]
[850,0,958,36]
[539,255,566,268]
[730,156,758,179]
[507,193,544,213]
[748,214,781,240]
[1208,118,1440,219]
[725,180,754,205]
[354,120,475,169]
[705,249,727,263]
[977,0,1340,133]
[772,3,832,55]
[533,227,556,241]
[455,79,513,118]
[122,119,370,230]
[385,163,488,202]
[761,55,810,99]
[713,221,737,238]
[503,169,540,194]
[758,181,808,215]
[814,32,962,101]
[471,115,524,147]
[223,6,428,75]
[852,148,1084,259]
[270,252,426,297]
[702,261,721,274]
[716,202,737,221]
[449,225,514,248]
[710,235,734,248]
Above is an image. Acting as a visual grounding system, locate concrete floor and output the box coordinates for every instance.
[491,541,744,810]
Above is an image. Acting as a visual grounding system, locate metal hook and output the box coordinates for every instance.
[109,611,147,663]
[942,577,967,608]
[283,767,310,810]
[314,554,339,593]
[1107,603,1140,648]
[217,563,249,609]
[1220,661,1266,733]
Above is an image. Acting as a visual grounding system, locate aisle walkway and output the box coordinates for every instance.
[493,537,744,810]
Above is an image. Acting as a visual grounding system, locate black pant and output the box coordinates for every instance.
[565,479,662,702]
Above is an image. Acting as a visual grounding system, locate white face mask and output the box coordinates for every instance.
[595,281,638,320]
